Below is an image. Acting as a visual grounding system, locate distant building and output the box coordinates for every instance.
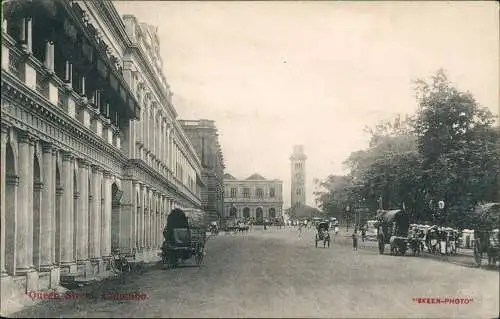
[179,119,225,222]
[290,145,307,207]
[224,173,283,222]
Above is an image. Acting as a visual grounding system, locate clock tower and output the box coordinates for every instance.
[290,145,307,207]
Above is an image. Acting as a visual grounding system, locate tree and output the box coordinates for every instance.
[318,69,499,228]
[413,69,499,227]
[313,175,352,219]
[343,117,424,216]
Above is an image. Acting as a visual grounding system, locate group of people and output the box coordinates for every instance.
[409,224,460,255]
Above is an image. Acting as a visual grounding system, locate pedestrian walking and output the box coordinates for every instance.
[298,223,303,240]
[352,228,359,251]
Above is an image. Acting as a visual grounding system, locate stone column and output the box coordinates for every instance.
[33,179,43,270]
[72,184,79,263]
[132,181,139,253]
[156,195,160,248]
[145,189,151,249]
[76,159,89,262]
[151,108,156,156]
[64,60,73,85]
[153,192,158,248]
[51,147,59,265]
[54,186,63,265]
[152,192,156,248]
[118,179,132,254]
[60,151,74,265]
[89,165,102,261]
[0,126,8,276]
[166,127,170,171]
[167,198,172,223]
[44,40,55,72]
[159,196,164,247]
[2,6,7,32]
[40,142,54,270]
[101,171,112,258]
[16,131,34,273]
[143,102,149,152]
[138,184,144,250]
[20,18,33,53]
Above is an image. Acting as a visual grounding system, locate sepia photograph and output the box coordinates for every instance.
[0,0,499,318]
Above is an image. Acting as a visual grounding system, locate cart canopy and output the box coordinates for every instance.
[317,221,329,232]
[164,209,189,242]
[376,209,410,237]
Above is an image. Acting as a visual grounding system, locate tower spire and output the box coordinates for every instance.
[290,145,307,208]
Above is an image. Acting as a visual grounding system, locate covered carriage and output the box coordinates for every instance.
[471,203,500,266]
[315,221,331,248]
[376,209,410,256]
[161,208,208,268]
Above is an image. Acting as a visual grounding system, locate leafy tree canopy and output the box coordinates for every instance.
[315,69,499,228]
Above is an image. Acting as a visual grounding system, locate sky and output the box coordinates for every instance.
[114,1,499,208]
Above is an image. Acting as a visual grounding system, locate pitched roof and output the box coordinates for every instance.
[245,173,267,180]
[223,173,237,180]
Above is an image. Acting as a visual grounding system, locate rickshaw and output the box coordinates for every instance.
[161,208,207,268]
[315,221,331,248]
[376,209,410,256]
[209,221,219,235]
[471,203,500,267]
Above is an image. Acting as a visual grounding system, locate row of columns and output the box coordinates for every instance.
[0,126,115,276]
[0,123,193,277]
[133,86,199,198]
[131,183,185,252]
[225,206,282,219]
[135,89,173,172]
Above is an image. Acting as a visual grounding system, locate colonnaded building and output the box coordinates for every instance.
[0,0,214,304]
[223,173,283,222]
[179,120,225,223]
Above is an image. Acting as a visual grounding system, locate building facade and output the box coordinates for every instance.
[290,145,307,207]
[1,0,204,304]
[224,173,283,222]
[179,119,225,223]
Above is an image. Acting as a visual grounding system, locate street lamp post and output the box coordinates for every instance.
[346,205,350,232]
[438,200,445,226]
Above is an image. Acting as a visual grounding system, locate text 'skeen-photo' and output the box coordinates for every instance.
[0,0,499,318]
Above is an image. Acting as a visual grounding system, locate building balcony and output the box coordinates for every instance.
[224,197,283,203]
[2,33,123,150]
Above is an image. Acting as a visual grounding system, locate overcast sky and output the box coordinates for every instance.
[114,1,499,208]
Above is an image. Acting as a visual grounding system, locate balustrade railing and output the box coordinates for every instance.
[2,35,122,150]
[8,50,21,79]
[57,89,65,108]
[35,69,49,99]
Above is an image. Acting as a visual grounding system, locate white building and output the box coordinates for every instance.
[223,173,283,222]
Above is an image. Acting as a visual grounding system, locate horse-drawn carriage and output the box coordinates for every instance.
[471,203,500,267]
[376,209,410,256]
[161,208,207,268]
[315,221,331,248]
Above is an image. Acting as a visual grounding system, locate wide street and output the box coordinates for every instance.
[12,228,499,318]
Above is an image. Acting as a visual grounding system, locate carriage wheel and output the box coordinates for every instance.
[168,251,178,269]
[399,246,407,256]
[195,245,204,266]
